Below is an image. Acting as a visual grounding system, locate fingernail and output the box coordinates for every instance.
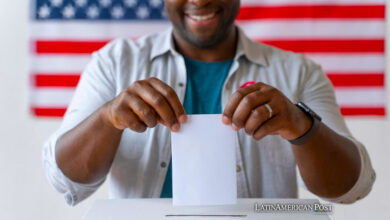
[232,124,239,131]
[179,115,187,123]
[171,123,180,132]
[222,116,231,125]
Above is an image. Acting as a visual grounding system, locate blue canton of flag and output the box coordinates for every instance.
[35,0,167,20]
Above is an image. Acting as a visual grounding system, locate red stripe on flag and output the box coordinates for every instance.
[34,74,81,87]
[31,107,67,117]
[31,107,386,117]
[35,40,108,54]
[35,39,385,54]
[32,73,384,88]
[237,5,385,20]
[326,73,384,87]
[340,107,386,116]
[261,39,384,53]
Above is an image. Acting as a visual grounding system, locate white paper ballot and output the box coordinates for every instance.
[171,114,237,206]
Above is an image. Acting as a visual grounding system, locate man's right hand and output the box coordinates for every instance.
[102,77,187,132]
[55,78,186,184]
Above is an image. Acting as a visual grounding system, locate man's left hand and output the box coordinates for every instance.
[222,82,312,141]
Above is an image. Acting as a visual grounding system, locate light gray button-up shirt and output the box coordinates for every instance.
[42,27,375,206]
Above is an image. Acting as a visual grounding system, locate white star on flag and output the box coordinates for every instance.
[62,4,75,19]
[124,0,137,8]
[86,5,100,19]
[111,5,125,19]
[99,0,112,8]
[50,0,63,7]
[161,10,167,18]
[149,0,162,8]
[136,6,150,19]
[38,4,51,18]
[75,0,88,7]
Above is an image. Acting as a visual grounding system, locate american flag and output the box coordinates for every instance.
[30,0,386,117]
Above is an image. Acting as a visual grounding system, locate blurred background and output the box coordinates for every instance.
[0,0,388,219]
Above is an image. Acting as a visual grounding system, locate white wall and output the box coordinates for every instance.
[0,1,388,219]
[0,1,108,219]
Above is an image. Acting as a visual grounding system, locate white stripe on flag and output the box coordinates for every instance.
[30,54,385,74]
[31,55,91,73]
[29,88,75,107]
[238,20,385,40]
[305,53,385,73]
[334,87,386,107]
[29,88,386,107]
[30,20,385,40]
[30,21,171,40]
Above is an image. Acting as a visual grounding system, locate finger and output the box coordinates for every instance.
[131,81,179,131]
[126,93,158,128]
[222,82,265,125]
[147,77,187,123]
[231,90,270,130]
[116,107,147,133]
[252,115,283,141]
[244,103,274,136]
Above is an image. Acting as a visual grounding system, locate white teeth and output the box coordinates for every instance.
[189,13,215,21]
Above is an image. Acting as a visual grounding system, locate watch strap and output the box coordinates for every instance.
[289,105,322,145]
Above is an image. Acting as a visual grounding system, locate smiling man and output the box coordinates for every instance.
[43,0,375,206]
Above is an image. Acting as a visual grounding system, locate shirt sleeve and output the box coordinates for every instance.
[296,59,376,204]
[42,45,118,206]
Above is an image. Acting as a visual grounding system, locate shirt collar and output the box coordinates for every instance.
[150,26,269,67]
[150,27,176,60]
[235,26,269,66]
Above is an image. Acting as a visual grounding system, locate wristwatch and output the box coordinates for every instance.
[289,102,322,145]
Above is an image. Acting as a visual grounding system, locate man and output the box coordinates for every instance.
[43,0,375,206]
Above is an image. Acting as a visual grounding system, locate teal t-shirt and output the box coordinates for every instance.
[160,57,233,198]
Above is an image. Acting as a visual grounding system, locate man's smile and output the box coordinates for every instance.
[185,11,218,21]
[185,9,220,27]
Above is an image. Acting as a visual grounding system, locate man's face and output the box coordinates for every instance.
[164,0,240,48]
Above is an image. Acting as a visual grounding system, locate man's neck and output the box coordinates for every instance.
[172,28,237,62]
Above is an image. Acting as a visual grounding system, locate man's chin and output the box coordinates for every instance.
[187,33,227,49]
[173,24,232,49]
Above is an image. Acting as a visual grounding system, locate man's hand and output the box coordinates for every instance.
[222,82,312,141]
[56,77,186,183]
[103,77,187,132]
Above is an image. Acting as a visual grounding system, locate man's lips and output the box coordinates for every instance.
[184,8,221,22]
[186,12,217,21]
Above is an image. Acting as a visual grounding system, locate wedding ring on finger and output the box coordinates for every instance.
[264,103,273,119]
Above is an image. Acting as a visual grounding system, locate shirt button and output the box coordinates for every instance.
[236,165,241,172]
[178,82,184,87]
[160,162,167,168]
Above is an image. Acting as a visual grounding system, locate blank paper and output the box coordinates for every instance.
[171,114,237,206]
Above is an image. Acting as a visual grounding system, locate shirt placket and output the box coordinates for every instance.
[154,52,188,197]
[222,60,250,198]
